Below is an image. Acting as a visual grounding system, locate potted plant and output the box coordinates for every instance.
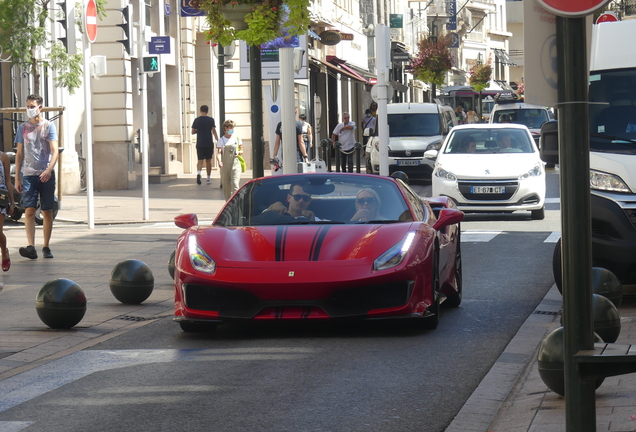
[193,0,310,47]
[468,60,492,119]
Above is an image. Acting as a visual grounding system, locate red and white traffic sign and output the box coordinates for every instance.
[596,11,618,24]
[85,0,97,43]
[536,0,611,17]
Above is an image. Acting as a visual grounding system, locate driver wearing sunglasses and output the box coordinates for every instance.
[266,182,320,220]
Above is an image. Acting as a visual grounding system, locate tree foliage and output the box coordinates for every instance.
[0,0,106,96]
[410,35,454,87]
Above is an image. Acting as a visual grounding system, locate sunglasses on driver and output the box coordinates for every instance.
[292,194,311,202]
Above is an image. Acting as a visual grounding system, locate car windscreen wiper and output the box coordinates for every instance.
[590,133,636,147]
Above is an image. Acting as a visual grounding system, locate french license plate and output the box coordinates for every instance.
[396,160,420,166]
[471,186,505,194]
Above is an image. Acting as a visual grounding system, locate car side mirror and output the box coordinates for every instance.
[539,120,559,165]
[424,149,439,160]
[432,208,464,231]
[174,213,198,229]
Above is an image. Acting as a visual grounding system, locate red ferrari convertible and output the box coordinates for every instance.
[173,173,464,332]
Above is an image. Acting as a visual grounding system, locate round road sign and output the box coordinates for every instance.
[596,11,618,24]
[85,0,98,43]
[536,0,611,17]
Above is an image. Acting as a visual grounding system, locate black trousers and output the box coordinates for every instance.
[340,151,354,173]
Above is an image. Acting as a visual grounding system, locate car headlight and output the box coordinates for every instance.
[434,167,457,181]
[426,141,441,151]
[519,163,543,179]
[374,232,416,271]
[590,170,632,193]
[188,235,216,273]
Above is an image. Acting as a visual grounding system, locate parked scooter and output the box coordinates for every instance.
[6,151,58,225]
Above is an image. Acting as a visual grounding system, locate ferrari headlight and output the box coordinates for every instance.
[374,232,416,271]
[188,235,216,274]
[435,167,457,181]
[426,141,442,151]
[519,163,543,180]
[590,170,632,193]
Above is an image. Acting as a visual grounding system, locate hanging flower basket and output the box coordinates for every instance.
[219,3,257,31]
[193,0,310,48]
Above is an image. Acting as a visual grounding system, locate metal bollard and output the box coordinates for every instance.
[354,142,362,173]
[321,139,331,172]
[334,141,341,172]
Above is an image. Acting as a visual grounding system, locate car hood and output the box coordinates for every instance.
[438,154,542,178]
[189,223,422,267]
[388,136,442,150]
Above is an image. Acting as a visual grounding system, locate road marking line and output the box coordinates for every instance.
[544,232,561,243]
[461,231,502,242]
[0,422,34,432]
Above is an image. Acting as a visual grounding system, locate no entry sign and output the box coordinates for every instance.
[535,0,611,17]
[85,0,98,43]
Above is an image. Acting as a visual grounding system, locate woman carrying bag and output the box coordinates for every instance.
[218,119,243,201]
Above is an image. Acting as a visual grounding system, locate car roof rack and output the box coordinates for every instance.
[494,91,519,104]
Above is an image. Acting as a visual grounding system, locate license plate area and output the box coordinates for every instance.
[396,160,420,166]
[470,186,505,194]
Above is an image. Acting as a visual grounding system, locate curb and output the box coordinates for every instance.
[445,284,562,432]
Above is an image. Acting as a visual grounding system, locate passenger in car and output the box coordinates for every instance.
[350,188,385,222]
[497,132,523,152]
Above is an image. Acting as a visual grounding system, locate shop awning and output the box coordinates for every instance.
[311,56,368,83]
[327,56,370,84]
[493,48,517,67]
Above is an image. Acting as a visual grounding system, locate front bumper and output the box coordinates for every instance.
[433,176,546,212]
[591,190,636,287]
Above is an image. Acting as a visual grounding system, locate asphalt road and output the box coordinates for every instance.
[0,171,562,432]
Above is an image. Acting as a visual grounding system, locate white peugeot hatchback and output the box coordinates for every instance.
[426,124,547,220]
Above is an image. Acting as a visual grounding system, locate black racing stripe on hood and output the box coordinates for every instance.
[275,227,287,261]
[308,226,330,261]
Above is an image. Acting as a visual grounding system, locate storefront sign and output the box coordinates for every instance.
[319,31,342,46]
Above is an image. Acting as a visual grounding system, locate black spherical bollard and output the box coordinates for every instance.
[169,250,175,280]
[537,327,605,396]
[592,267,622,308]
[109,259,154,305]
[36,279,87,329]
[592,293,621,343]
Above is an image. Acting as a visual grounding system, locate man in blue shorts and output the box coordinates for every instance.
[14,94,59,259]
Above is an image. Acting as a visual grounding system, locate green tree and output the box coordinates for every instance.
[0,0,106,96]
[468,62,492,92]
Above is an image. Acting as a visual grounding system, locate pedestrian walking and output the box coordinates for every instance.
[298,114,313,159]
[0,150,15,271]
[361,109,376,146]
[218,119,243,201]
[14,94,59,260]
[191,104,219,185]
[331,112,357,173]
[466,107,479,123]
[455,106,466,124]
[273,110,308,172]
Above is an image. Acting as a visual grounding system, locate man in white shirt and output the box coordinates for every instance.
[331,112,356,173]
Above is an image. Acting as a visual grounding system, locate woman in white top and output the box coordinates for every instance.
[218,119,243,201]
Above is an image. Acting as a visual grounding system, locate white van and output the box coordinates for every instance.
[367,103,457,179]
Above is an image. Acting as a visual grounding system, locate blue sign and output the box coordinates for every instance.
[447,0,457,30]
[450,32,460,49]
[165,1,170,15]
[150,36,171,54]
[181,0,205,16]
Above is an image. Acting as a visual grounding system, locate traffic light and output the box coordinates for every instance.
[57,0,76,54]
[116,5,133,55]
[142,56,160,73]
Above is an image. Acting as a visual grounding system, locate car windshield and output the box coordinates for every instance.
[443,128,536,154]
[388,113,441,137]
[493,108,549,129]
[588,69,636,155]
[214,174,414,227]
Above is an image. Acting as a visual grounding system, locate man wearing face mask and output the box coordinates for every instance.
[14,94,59,260]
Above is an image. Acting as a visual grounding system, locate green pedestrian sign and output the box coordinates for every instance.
[389,14,403,28]
[142,56,160,73]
